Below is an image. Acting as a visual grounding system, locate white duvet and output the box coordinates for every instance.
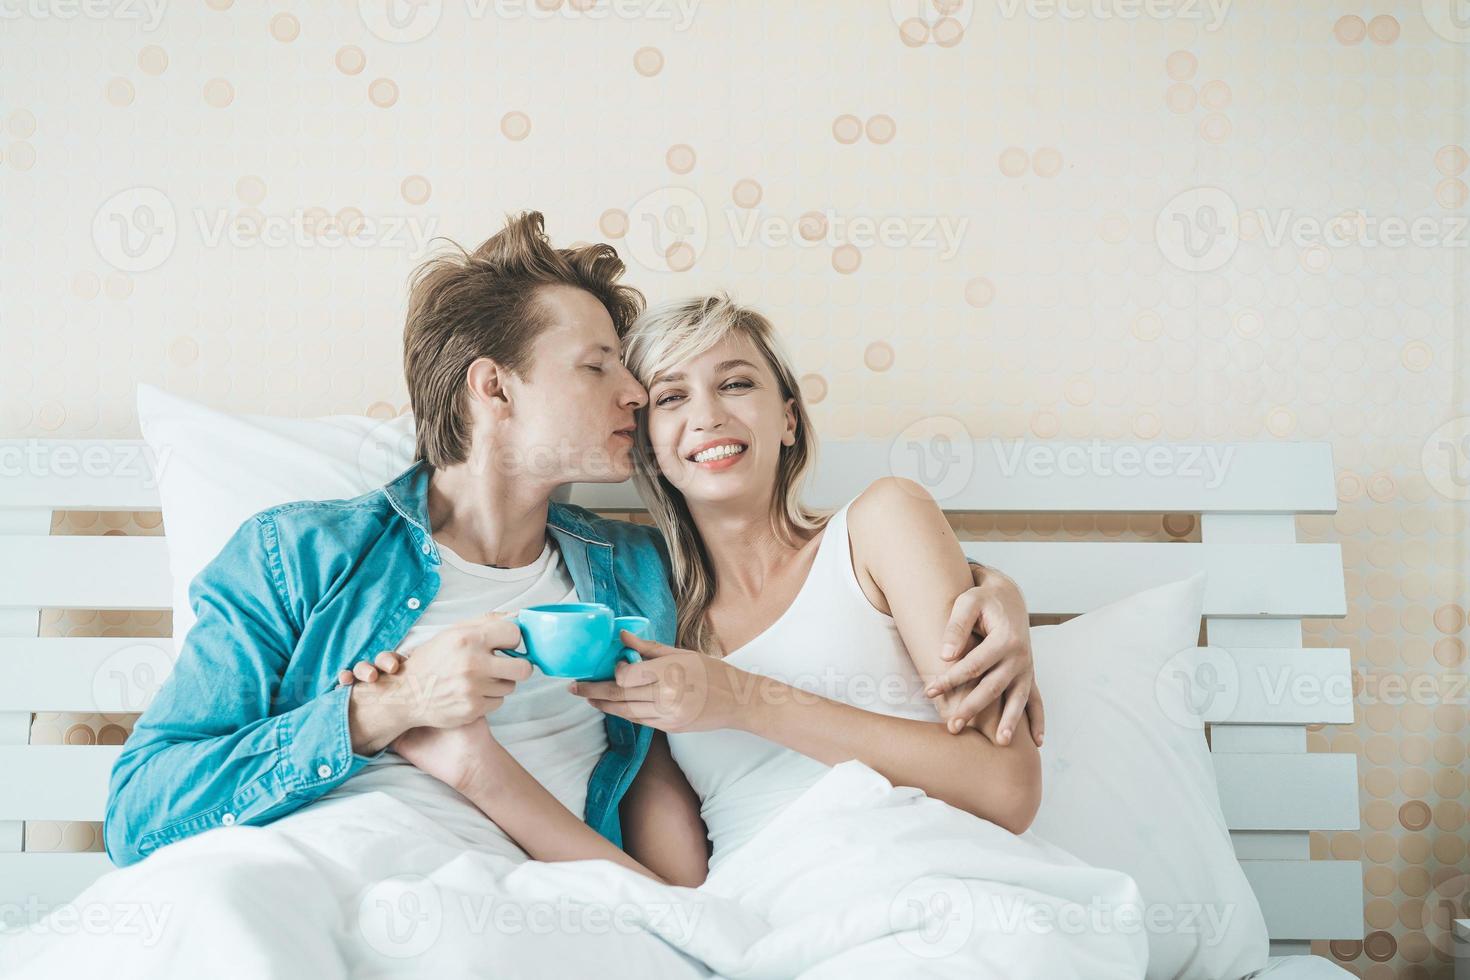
[1,761,1148,979]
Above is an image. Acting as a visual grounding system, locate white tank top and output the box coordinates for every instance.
[666,498,942,870]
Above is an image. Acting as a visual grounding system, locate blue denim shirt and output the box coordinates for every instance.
[102,460,676,868]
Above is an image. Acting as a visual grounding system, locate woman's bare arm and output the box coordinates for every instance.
[617,730,710,887]
[735,477,1041,833]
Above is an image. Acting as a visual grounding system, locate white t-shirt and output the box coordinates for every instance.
[313,535,608,862]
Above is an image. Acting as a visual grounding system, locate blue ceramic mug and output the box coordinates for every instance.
[511,602,649,680]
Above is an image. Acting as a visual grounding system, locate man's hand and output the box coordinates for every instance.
[926,566,1045,747]
[392,719,509,796]
[342,611,533,731]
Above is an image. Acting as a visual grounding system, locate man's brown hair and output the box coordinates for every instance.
[402,210,645,467]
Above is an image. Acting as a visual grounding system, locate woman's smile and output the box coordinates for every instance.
[686,438,749,470]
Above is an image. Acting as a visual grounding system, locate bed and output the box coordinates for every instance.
[0,434,1361,977]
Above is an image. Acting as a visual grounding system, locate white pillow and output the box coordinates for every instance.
[1026,571,1269,980]
[136,384,416,648]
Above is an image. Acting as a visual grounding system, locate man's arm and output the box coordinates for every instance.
[102,512,398,867]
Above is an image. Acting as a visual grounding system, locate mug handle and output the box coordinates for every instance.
[499,613,529,658]
[614,621,647,668]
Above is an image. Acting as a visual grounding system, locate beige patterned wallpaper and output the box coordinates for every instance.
[2,1,1467,977]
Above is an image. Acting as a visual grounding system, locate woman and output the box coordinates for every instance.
[571,294,1041,884]
[346,294,1041,889]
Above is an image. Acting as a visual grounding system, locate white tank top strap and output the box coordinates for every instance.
[809,497,889,622]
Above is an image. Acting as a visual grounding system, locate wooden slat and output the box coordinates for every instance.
[0,638,175,712]
[1212,725,1308,753]
[0,853,115,925]
[1266,943,1313,959]
[0,536,171,610]
[1191,648,1354,725]
[961,542,1346,617]
[566,440,1338,514]
[1213,753,1360,830]
[1230,831,1310,861]
[1240,860,1364,939]
[0,439,162,511]
[0,746,122,821]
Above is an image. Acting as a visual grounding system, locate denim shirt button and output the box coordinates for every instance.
[421,543,432,555]
[221,813,235,826]
[317,764,333,778]
[406,597,421,609]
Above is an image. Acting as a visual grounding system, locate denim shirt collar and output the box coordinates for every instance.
[378,459,611,561]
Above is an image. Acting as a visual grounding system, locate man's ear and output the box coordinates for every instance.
[466,357,512,420]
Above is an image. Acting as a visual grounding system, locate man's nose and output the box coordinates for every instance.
[621,372,648,409]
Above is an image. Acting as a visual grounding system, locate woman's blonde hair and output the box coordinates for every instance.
[622,294,826,654]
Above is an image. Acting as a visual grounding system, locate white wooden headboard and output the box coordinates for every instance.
[0,436,1359,954]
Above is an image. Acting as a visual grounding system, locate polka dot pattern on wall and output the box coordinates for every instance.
[369,78,399,108]
[138,45,167,76]
[599,208,628,238]
[665,241,695,272]
[1165,50,1197,80]
[863,341,894,372]
[832,114,862,144]
[269,13,299,42]
[633,47,663,76]
[1031,147,1062,177]
[1334,15,1366,44]
[336,46,366,75]
[203,78,234,108]
[400,175,432,205]
[731,179,762,208]
[833,115,897,145]
[964,277,995,308]
[831,243,861,274]
[865,115,896,144]
[235,175,266,205]
[105,78,135,107]
[501,111,531,140]
[1435,144,1469,176]
[1366,14,1399,45]
[665,143,696,174]
[798,211,827,241]
[998,147,1028,177]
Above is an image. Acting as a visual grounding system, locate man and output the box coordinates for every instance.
[102,211,1041,872]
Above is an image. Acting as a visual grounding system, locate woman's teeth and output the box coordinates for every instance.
[692,444,747,463]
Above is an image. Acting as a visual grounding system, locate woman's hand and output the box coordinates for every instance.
[568,631,749,733]
[391,719,508,796]
[926,567,1045,746]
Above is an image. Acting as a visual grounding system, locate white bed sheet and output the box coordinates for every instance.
[1,760,1151,980]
